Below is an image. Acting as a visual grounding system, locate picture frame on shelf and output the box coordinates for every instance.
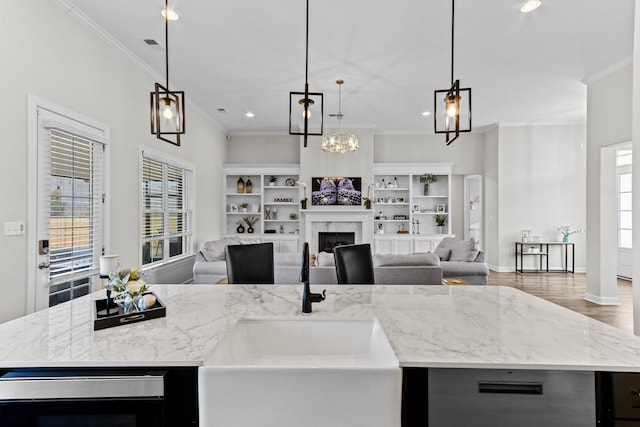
[436,204,446,213]
[376,197,384,203]
[229,204,238,213]
[413,204,419,212]
[396,197,405,203]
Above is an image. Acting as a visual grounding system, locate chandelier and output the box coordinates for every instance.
[322,80,359,153]
[150,0,185,146]
[434,0,472,145]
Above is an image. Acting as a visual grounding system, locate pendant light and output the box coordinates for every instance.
[322,80,359,153]
[434,0,472,145]
[150,0,185,146]
[289,0,323,147]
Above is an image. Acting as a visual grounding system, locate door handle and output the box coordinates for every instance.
[38,262,51,269]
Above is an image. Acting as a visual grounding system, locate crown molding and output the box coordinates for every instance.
[50,0,225,133]
[582,55,633,85]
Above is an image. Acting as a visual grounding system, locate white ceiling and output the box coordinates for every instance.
[61,0,634,136]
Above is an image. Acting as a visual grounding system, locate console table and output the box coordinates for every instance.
[515,242,575,273]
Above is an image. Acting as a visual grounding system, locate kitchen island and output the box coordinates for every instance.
[1,284,640,426]
[0,284,639,370]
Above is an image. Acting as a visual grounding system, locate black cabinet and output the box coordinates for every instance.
[597,372,640,426]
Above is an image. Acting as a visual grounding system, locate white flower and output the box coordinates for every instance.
[556,225,584,236]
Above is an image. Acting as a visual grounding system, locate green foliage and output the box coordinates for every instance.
[419,173,438,184]
[435,215,447,227]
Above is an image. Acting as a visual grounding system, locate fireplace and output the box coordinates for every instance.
[318,232,355,253]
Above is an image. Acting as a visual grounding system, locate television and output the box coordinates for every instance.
[311,177,362,206]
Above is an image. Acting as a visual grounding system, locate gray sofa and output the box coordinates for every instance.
[193,238,443,285]
[435,237,488,285]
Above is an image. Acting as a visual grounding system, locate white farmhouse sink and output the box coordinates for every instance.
[199,317,401,427]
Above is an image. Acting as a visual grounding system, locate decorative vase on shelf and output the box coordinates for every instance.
[562,235,569,243]
[438,226,444,234]
[300,199,307,209]
[237,177,245,193]
[247,226,254,233]
[423,184,429,196]
[245,178,252,193]
[236,224,245,233]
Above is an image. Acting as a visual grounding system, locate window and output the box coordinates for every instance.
[48,129,105,306]
[140,149,194,265]
[617,149,632,249]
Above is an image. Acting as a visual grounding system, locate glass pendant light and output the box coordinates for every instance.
[322,80,359,153]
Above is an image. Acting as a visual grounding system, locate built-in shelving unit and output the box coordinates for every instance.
[223,163,452,255]
[373,163,452,235]
[223,165,302,247]
[371,163,453,254]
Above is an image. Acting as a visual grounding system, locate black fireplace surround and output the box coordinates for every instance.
[318,232,355,253]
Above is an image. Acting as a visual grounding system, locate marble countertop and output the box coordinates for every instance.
[1,284,640,371]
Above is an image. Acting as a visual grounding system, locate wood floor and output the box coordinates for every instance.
[487,271,634,333]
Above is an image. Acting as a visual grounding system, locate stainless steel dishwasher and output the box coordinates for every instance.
[428,368,596,427]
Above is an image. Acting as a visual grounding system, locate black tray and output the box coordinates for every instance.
[93,292,166,331]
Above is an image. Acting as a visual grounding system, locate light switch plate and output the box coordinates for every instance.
[4,221,25,236]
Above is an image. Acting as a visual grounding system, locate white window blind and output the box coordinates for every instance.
[47,129,104,283]
[141,151,194,265]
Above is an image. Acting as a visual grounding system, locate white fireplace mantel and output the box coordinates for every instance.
[300,209,374,251]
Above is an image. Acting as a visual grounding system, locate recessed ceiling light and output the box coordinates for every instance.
[421,111,432,117]
[245,112,255,118]
[161,8,179,21]
[520,1,541,13]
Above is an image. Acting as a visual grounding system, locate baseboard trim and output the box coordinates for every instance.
[488,265,586,274]
[584,293,620,306]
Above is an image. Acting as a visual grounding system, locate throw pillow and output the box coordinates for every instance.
[201,236,241,260]
[449,240,480,262]
[317,252,335,267]
[435,246,451,261]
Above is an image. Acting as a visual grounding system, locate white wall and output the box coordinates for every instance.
[0,1,225,323]
[496,125,587,272]
[226,134,299,164]
[586,64,633,303]
[483,126,500,269]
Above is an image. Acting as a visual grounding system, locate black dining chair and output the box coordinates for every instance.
[225,242,274,284]
[333,243,375,284]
